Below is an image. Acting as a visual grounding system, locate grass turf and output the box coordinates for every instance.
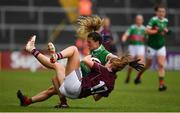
[0,70,180,112]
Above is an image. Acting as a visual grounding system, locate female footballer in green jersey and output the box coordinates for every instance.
[135,5,169,91]
[121,14,146,84]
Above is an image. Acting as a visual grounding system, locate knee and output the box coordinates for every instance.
[145,60,152,69]
[48,87,57,94]
[158,63,164,70]
[53,63,64,72]
[47,87,57,95]
[71,46,78,52]
[143,63,151,71]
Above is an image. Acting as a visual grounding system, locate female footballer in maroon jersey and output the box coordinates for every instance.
[17,37,144,107]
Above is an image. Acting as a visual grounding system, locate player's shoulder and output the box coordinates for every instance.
[129,24,136,29]
[162,17,168,22]
[151,16,168,22]
[130,24,136,29]
[151,16,158,21]
[141,25,146,29]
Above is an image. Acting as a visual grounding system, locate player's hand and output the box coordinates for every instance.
[152,26,159,33]
[153,26,164,33]
[129,59,144,71]
[160,28,172,36]
[163,28,169,33]
[160,28,168,36]
[166,29,172,35]
[163,28,172,36]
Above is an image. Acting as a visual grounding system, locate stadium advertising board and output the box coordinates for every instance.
[0,51,180,71]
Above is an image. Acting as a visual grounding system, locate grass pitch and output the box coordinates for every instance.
[0,70,180,112]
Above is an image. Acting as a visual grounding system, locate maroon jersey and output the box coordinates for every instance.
[101,28,117,54]
[101,28,113,51]
[79,63,116,98]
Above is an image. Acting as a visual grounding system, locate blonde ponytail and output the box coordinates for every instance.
[77,15,103,38]
[110,55,132,72]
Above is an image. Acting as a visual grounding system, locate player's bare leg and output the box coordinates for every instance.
[125,56,135,83]
[134,58,151,84]
[125,55,144,84]
[25,35,59,69]
[48,42,80,76]
[18,36,68,107]
[52,76,69,108]
[125,66,133,83]
[17,86,56,106]
[157,55,167,91]
[31,86,57,102]
[48,43,81,107]
[48,42,70,108]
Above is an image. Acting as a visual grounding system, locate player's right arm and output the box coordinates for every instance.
[146,17,158,35]
[121,32,129,42]
[121,26,131,42]
[146,26,158,35]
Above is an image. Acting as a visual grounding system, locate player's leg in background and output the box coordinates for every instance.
[134,58,152,84]
[136,46,145,67]
[134,46,153,84]
[157,46,167,91]
[125,66,133,83]
[125,45,135,83]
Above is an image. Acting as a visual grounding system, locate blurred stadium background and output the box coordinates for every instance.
[0,0,180,71]
[0,0,180,112]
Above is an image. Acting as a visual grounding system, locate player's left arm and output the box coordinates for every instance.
[162,21,172,35]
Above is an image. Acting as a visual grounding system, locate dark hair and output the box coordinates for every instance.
[154,4,166,11]
[87,32,102,44]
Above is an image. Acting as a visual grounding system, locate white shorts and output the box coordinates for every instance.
[59,69,82,99]
[128,45,145,57]
[146,46,166,59]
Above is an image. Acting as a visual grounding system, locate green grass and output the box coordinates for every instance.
[0,70,180,112]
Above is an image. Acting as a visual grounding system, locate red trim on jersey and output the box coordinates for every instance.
[129,35,145,42]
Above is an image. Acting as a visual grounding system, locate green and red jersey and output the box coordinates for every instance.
[126,24,146,45]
